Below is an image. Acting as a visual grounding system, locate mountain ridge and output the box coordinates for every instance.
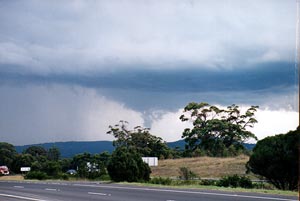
[15,140,255,158]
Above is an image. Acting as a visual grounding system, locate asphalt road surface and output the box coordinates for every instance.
[0,181,297,201]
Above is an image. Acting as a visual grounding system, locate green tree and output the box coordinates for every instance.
[0,142,17,168]
[107,120,170,158]
[97,151,111,166]
[107,147,151,182]
[47,147,61,161]
[11,154,34,173]
[71,152,107,179]
[60,158,72,172]
[43,161,62,177]
[246,129,299,190]
[71,152,92,178]
[180,102,258,156]
[23,146,47,158]
[30,155,48,172]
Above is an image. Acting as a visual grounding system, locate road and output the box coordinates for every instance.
[0,181,297,201]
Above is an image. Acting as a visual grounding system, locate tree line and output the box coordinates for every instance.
[0,102,298,191]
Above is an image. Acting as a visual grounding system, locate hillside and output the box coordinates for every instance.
[15,140,255,158]
[15,141,114,158]
[151,155,252,179]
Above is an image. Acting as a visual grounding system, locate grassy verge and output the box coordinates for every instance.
[120,182,298,197]
[1,175,296,197]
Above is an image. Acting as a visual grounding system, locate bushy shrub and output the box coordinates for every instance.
[200,179,216,186]
[175,180,199,185]
[217,175,252,188]
[25,171,48,180]
[247,129,299,190]
[178,167,197,180]
[107,147,151,182]
[150,177,172,185]
[239,175,253,188]
[217,174,239,187]
[56,173,69,180]
[99,174,111,181]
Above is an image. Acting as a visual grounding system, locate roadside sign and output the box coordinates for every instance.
[20,167,31,172]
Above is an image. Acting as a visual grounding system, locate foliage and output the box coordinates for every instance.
[0,142,17,168]
[98,151,111,166]
[246,129,299,190]
[178,167,198,180]
[217,175,253,188]
[149,177,173,185]
[180,102,258,156]
[167,147,183,159]
[25,171,48,180]
[28,154,47,171]
[60,158,72,172]
[43,161,62,177]
[47,146,61,161]
[0,143,111,180]
[71,152,108,179]
[107,120,171,158]
[107,147,151,182]
[60,173,69,180]
[11,154,35,173]
[200,179,216,186]
[23,146,47,158]
[25,170,67,180]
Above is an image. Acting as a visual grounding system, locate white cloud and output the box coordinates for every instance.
[149,106,298,143]
[150,109,192,142]
[0,85,144,145]
[248,109,298,141]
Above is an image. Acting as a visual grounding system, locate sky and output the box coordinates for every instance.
[0,0,298,145]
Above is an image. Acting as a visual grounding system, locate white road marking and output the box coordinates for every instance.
[74,184,297,201]
[14,185,24,188]
[45,188,59,191]
[0,193,49,201]
[88,192,110,196]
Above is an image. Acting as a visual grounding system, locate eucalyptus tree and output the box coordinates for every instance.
[107,120,170,158]
[180,102,258,156]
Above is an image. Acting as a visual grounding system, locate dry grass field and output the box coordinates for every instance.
[0,175,24,181]
[151,155,253,179]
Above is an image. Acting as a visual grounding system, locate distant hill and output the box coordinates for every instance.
[15,140,255,158]
[243,143,256,150]
[15,141,114,158]
[168,140,256,151]
[167,140,186,149]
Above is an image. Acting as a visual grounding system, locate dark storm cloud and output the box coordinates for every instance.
[0,62,294,92]
[0,61,296,112]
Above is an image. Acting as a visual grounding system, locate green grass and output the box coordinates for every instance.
[120,181,298,197]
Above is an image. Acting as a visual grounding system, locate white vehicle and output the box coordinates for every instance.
[0,166,9,175]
